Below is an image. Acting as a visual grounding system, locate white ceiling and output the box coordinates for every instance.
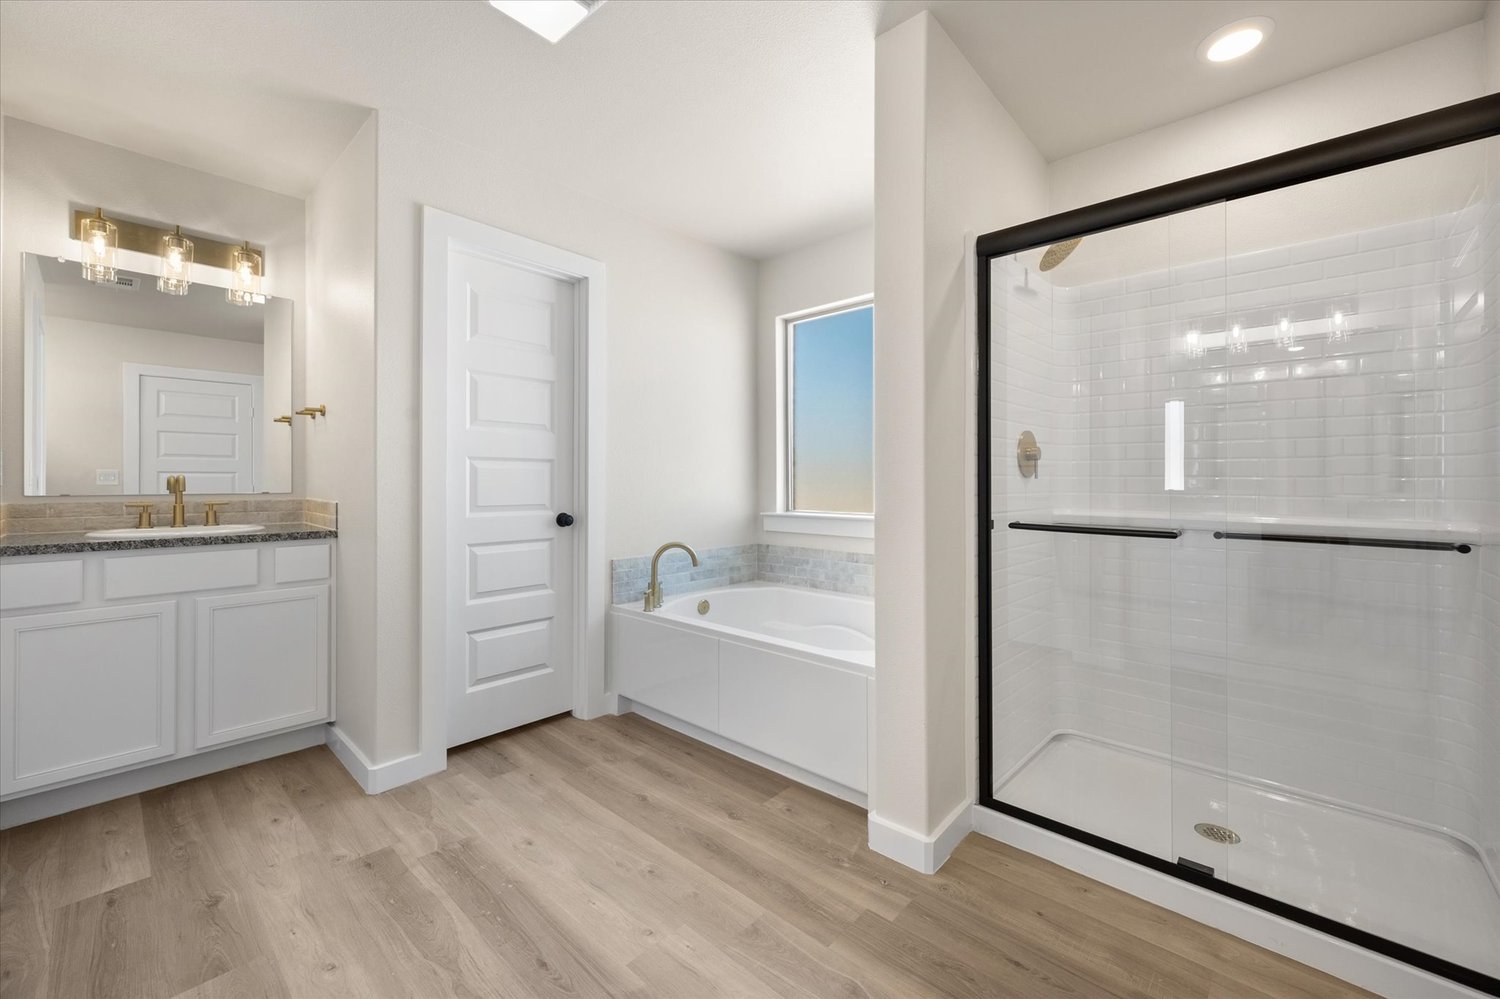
[887,0,1488,160]
[0,1,1487,260]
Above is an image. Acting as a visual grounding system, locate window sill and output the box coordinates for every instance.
[761,512,874,539]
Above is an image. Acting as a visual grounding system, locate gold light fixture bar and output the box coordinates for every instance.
[68,209,265,273]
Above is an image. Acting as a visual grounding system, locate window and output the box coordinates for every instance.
[786,301,873,516]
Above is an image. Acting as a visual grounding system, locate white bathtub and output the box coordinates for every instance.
[609,583,873,802]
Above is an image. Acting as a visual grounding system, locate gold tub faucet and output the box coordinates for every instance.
[644,542,699,612]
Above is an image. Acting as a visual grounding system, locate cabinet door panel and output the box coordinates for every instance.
[0,602,177,794]
[195,585,329,748]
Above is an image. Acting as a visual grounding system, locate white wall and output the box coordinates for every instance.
[756,224,874,553]
[304,113,379,760]
[364,112,758,764]
[0,117,307,502]
[1049,23,1488,214]
[42,317,262,495]
[1487,0,1500,91]
[871,11,1048,845]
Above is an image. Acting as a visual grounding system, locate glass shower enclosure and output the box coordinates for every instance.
[977,95,1500,993]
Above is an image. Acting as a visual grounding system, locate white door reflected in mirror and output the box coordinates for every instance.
[20,252,293,497]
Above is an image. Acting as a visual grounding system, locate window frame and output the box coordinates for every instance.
[763,294,874,539]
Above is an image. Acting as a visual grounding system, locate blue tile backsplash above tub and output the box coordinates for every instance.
[610,544,874,604]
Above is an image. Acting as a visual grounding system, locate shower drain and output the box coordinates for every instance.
[1193,822,1242,845]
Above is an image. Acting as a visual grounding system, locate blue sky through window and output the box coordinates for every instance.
[792,304,873,514]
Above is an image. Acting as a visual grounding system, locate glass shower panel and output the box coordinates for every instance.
[989,215,1209,869]
[1161,204,1232,881]
[1220,139,1500,978]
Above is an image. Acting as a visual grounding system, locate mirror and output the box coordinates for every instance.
[21,253,292,496]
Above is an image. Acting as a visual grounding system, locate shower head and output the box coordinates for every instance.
[1039,237,1082,272]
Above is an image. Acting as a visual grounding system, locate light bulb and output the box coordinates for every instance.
[1229,323,1247,354]
[78,210,117,284]
[227,242,263,307]
[157,226,194,296]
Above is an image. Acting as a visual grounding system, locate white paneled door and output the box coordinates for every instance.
[125,366,260,494]
[444,248,577,747]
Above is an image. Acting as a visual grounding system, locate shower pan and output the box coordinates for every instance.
[977,94,1500,995]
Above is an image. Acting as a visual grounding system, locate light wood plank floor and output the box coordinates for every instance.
[1,713,1373,998]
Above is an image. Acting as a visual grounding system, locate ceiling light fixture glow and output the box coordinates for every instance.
[1198,17,1273,64]
[488,0,605,43]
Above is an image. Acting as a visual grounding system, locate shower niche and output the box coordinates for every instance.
[978,96,1500,993]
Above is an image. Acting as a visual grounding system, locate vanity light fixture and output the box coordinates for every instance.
[227,241,263,307]
[1275,314,1299,351]
[157,225,194,295]
[66,210,266,290]
[1184,329,1205,358]
[1198,17,1273,64]
[1228,323,1249,354]
[78,208,118,284]
[487,0,605,43]
[1328,309,1349,344]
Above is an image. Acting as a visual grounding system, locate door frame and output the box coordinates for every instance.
[122,362,264,495]
[420,206,608,774]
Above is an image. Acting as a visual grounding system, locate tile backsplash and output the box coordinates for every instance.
[611,543,874,604]
[0,497,338,535]
[757,544,874,596]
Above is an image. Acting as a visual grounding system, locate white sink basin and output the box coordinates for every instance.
[84,524,268,540]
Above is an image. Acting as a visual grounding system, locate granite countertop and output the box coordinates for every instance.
[0,525,337,557]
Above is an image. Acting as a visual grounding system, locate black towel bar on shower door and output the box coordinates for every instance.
[1212,531,1472,554]
[1007,522,1183,540]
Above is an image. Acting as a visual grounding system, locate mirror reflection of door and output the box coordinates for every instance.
[21,253,293,496]
[123,365,261,494]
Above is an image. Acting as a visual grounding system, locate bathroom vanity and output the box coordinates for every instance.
[0,530,336,826]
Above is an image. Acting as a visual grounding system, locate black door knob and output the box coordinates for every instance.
[555,512,575,527]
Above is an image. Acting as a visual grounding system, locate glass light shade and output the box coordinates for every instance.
[226,243,263,307]
[79,211,117,284]
[1228,323,1249,354]
[157,228,194,295]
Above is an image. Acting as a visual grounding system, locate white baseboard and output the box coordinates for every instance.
[324,725,445,794]
[868,797,973,874]
[619,699,867,808]
[0,725,327,829]
[971,804,1488,999]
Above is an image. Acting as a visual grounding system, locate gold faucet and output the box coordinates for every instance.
[167,475,187,528]
[644,542,699,611]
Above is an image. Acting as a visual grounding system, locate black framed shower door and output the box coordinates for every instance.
[975,92,1500,996]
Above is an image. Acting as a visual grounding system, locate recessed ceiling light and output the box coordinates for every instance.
[1198,17,1274,64]
[488,0,605,43]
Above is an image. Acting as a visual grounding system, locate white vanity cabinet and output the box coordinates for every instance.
[194,585,330,748]
[0,601,178,794]
[0,540,334,802]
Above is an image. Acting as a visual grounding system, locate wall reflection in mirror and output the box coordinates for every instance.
[22,253,293,496]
